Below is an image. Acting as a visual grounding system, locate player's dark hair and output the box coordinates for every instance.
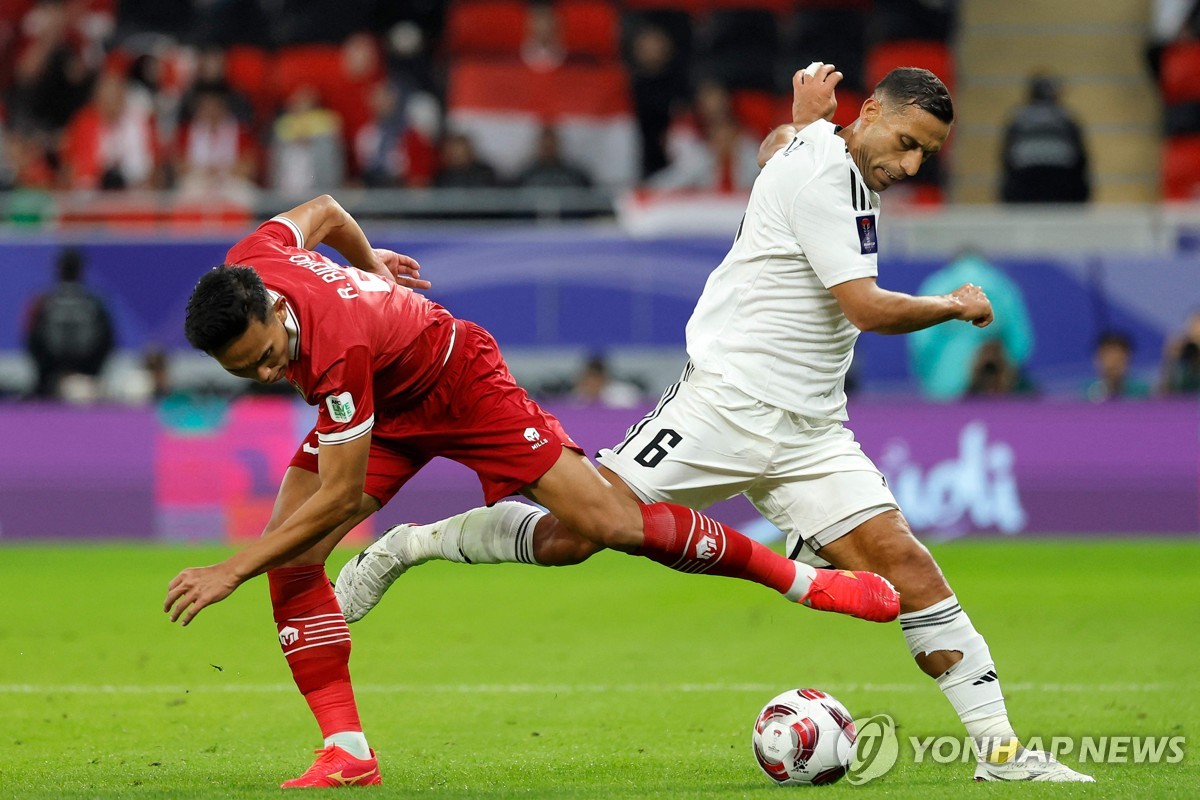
[873,67,954,124]
[184,265,271,353]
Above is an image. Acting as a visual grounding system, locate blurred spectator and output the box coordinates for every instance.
[965,341,1036,397]
[126,50,182,150]
[647,80,759,192]
[521,2,565,73]
[178,48,255,125]
[0,124,56,189]
[433,131,498,188]
[268,85,344,195]
[1146,0,1200,80]
[1086,330,1150,401]
[516,125,591,189]
[1000,74,1091,203]
[909,250,1035,401]
[23,247,114,399]
[174,82,258,202]
[60,67,158,189]
[628,23,690,178]
[7,0,97,134]
[1160,309,1200,393]
[353,80,439,188]
[571,354,643,408]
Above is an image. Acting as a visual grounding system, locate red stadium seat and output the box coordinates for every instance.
[448,58,636,185]
[274,44,343,100]
[865,40,955,94]
[224,46,275,120]
[1162,135,1200,200]
[1160,42,1200,105]
[557,0,619,59]
[552,62,632,117]
[830,88,866,128]
[731,89,783,137]
[445,0,528,57]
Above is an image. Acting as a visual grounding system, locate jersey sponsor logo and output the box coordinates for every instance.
[523,427,542,442]
[278,626,300,646]
[326,392,356,423]
[856,214,878,254]
[695,534,718,560]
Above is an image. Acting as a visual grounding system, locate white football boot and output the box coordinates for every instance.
[974,748,1095,782]
[335,524,417,623]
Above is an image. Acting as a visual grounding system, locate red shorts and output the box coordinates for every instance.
[289,320,581,506]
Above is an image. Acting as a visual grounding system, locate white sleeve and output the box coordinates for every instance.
[787,159,879,289]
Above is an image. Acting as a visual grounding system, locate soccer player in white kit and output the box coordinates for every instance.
[337,66,1093,783]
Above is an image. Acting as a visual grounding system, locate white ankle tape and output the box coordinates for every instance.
[901,595,1005,725]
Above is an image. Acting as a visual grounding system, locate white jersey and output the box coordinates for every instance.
[685,119,880,421]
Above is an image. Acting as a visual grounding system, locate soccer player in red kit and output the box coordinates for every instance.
[164,194,899,788]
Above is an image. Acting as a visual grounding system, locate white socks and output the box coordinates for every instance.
[397,502,545,566]
[325,731,370,759]
[900,595,1018,759]
[785,562,817,601]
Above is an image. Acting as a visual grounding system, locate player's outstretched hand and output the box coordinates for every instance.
[949,283,995,328]
[371,248,432,291]
[164,563,241,626]
[792,62,842,127]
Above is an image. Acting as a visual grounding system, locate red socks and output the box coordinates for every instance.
[269,564,361,738]
[635,503,797,595]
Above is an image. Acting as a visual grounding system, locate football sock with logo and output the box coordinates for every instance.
[900,595,1019,760]
[269,564,370,759]
[635,503,815,600]
[397,502,543,566]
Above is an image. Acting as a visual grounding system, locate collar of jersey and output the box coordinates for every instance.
[266,289,300,361]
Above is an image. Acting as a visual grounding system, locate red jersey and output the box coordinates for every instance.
[225,217,455,447]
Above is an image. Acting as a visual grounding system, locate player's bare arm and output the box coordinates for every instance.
[830,277,994,334]
[163,433,371,626]
[757,63,843,168]
[280,195,431,290]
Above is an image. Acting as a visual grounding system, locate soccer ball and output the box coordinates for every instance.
[751,688,857,785]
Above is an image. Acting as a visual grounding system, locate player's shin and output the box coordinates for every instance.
[269,564,369,758]
[634,503,813,599]
[401,501,546,565]
[900,595,1019,760]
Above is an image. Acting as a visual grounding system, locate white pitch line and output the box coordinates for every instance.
[0,682,1174,695]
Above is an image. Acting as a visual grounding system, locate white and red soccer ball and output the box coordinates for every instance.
[751,688,857,786]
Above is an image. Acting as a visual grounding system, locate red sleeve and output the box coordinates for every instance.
[312,344,374,446]
[225,217,305,264]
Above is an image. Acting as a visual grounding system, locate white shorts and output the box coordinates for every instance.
[597,364,898,567]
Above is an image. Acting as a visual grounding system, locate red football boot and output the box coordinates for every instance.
[800,569,900,623]
[281,746,381,788]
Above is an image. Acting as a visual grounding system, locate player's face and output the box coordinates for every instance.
[212,300,291,384]
[849,98,951,192]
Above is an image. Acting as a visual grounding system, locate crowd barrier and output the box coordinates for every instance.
[2,397,1195,542]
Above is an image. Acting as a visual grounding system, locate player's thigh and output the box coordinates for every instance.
[596,366,769,509]
[816,510,952,611]
[262,466,383,567]
[749,467,898,567]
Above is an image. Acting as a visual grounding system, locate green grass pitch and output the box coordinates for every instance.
[1,538,1197,799]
